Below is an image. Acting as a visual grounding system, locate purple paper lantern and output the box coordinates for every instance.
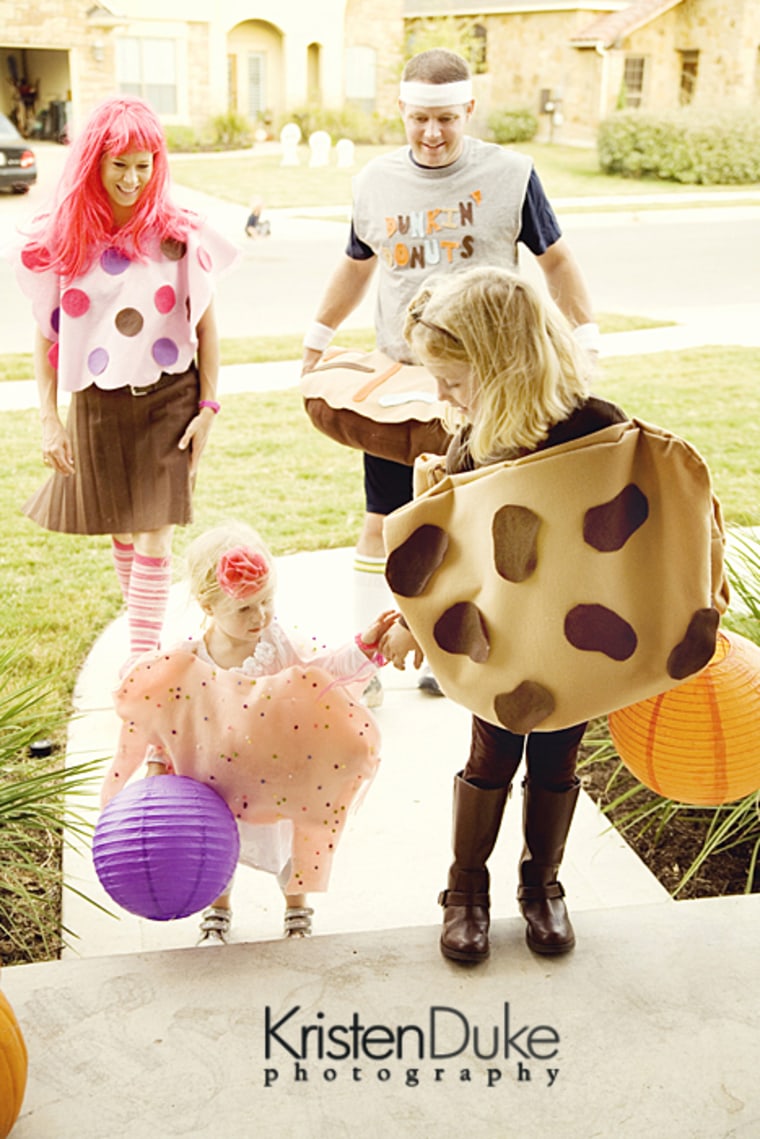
[93,775,240,921]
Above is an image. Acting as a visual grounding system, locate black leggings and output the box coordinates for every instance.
[463,715,586,793]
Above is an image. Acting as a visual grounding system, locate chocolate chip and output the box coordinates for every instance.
[494,681,556,733]
[667,608,720,679]
[564,604,638,661]
[583,484,649,552]
[492,504,541,582]
[386,524,449,597]
[434,601,490,662]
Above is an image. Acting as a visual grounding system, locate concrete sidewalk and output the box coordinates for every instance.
[5,893,760,1138]
[60,545,670,961]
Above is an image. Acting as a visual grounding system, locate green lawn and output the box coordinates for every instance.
[2,342,758,715]
[168,141,760,211]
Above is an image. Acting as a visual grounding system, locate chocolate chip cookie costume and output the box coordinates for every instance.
[385,400,728,732]
[384,395,728,961]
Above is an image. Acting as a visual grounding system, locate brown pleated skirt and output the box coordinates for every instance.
[23,366,199,535]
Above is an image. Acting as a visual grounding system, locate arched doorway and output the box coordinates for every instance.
[307,41,321,105]
[227,20,284,126]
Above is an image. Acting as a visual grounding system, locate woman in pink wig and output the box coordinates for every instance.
[15,95,238,664]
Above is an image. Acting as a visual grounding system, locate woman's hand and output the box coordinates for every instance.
[178,406,216,476]
[41,413,75,476]
[379,620,423,670]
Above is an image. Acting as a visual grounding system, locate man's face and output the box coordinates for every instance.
[399,99,474,168]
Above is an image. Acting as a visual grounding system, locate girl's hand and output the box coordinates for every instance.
[359,609,399,654]
[379,621,423,670]
[41,414,75,476]
[178,407,216,475]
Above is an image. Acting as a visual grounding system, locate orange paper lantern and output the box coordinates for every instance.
[0,989,27,1138]
[608,630,760,805]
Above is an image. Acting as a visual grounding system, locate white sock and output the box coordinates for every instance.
[353,553,394,633]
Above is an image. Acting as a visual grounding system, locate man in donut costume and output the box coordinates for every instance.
[301,48,600,700]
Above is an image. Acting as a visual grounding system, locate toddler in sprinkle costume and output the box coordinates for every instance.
[13,95,238,666]
[102,521,396,943]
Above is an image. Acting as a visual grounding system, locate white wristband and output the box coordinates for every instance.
[573,322,601,353]
[303,321,335,352]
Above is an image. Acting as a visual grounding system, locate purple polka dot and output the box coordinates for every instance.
[88,347,109,376]
[50,307,60,334]
[152,338,179,367]
[100,248,131,276]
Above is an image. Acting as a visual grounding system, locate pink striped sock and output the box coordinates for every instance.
[127,552,172,654]
[111,538,135,602]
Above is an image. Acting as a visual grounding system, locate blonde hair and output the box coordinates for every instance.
[185,521,276,611]
[404,267,591,462]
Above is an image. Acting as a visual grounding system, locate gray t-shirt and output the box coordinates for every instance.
[351,136,533,362]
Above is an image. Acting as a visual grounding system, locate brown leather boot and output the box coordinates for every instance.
[517,779,580,956]
[439,774,510,964]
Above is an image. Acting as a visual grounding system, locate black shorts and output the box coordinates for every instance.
[363,452,413,516]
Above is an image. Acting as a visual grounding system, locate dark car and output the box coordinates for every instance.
[0,111,37,193]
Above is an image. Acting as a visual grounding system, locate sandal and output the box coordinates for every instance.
[196,905,232,946]
[284,906,314,938]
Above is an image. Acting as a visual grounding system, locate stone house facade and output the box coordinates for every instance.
[1,0,404,139]
[2,0,756,142]
[404,0,760,140]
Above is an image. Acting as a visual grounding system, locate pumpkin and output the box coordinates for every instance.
[0,989,28,1138]
[608,630,760,805]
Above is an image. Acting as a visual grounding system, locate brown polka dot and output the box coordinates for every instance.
[667,607,720,680]
[434,601,489,662]
[386,524,449,597]
[115,307,144,337]
[161,238,187,261]
[583,484,649,552]
[494,681,555,733]
[492,504,541,582]
[564,604,637,661]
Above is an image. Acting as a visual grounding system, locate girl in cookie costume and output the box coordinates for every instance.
[104,521,394,942]
[381,267,631,964]
[15,96,238,661]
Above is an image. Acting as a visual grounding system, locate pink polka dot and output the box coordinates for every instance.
[62,288,90,318]
[152,338,179,367]
[197,247,213,272]
[88,347,109,376]
[21,245,51,271]
[154,285,176,314]
[47,343,59,370]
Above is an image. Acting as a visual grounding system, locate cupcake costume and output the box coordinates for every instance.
[103,626,382,894]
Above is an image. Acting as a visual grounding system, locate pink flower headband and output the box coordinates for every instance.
[216,546,271,599]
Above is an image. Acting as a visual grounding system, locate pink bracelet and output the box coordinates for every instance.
[355,633,387,667]
[198,399,221,414]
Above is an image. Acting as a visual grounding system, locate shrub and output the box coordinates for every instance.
[487,107,539,144]
[278,105,405,146]
[207,111,254,150]
[0,645,101,964]
[164,124,200,153]
[598,108,760,184]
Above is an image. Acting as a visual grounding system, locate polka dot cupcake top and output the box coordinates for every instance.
[15,221,238,392]
[102,633,382,894]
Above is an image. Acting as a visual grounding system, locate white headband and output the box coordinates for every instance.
[399,79,474,107]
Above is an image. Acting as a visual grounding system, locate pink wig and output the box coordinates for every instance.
[26,95,194,280]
